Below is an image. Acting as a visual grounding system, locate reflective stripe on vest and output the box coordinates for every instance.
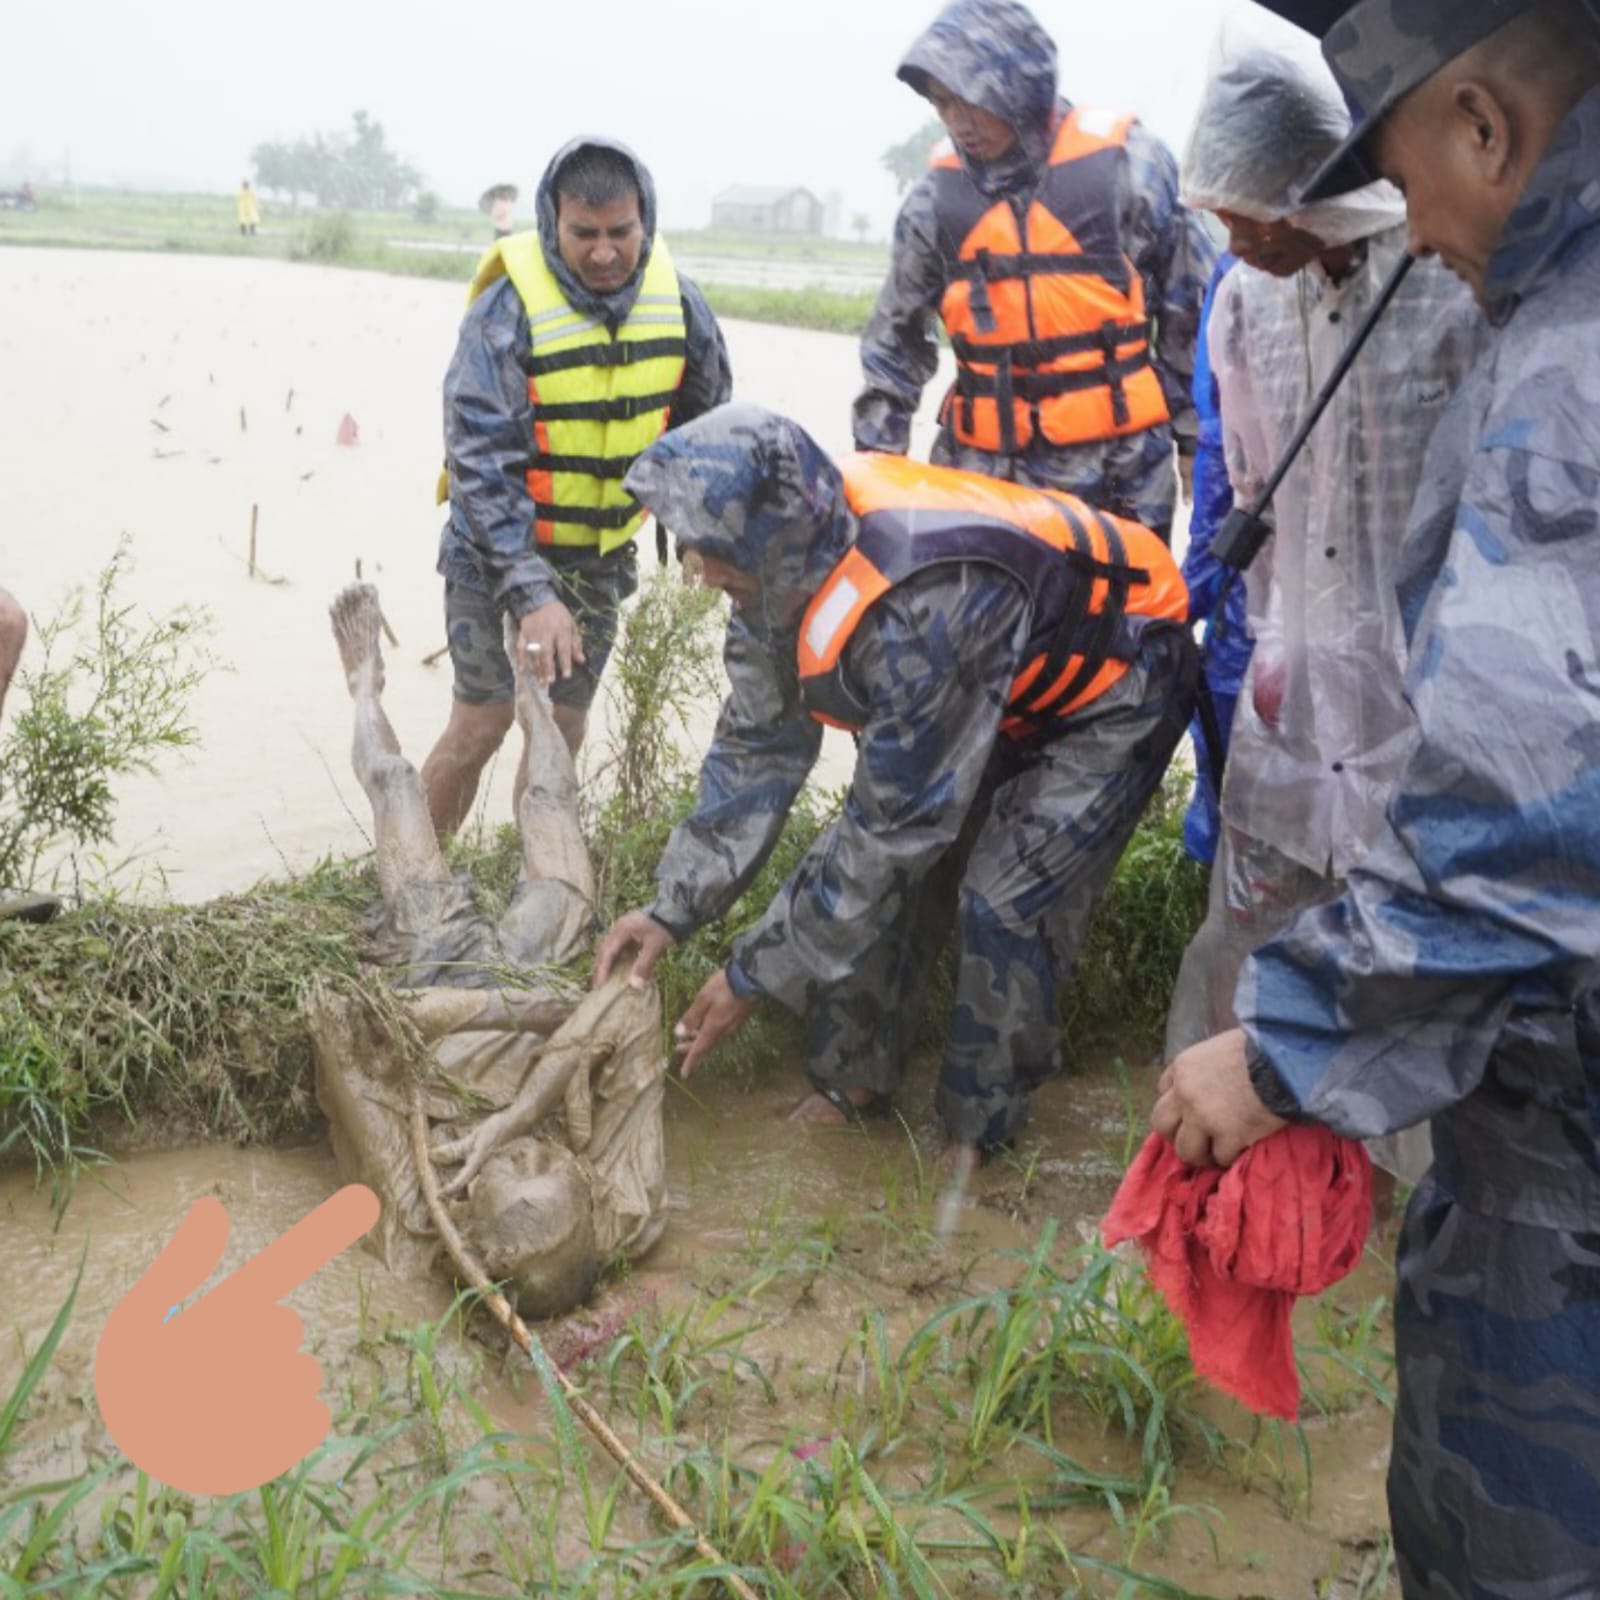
[438,233,687,554]
[797,454,1189,738]
[931,109,1170,456]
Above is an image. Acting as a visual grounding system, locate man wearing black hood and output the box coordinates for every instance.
[423,138,732,836]
[856,0,1216,541]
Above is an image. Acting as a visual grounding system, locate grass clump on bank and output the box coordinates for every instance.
[1065,773,1209,1051]
[701,283,878,336]
[0,543,209,895]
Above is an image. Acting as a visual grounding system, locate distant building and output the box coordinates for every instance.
[711,185,824,236]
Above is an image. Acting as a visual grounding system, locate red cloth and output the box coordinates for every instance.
[1101,1127,1373,1420]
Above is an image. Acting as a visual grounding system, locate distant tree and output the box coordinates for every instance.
[881,117,946,195]
[251,140,302,208]
[851,212,871,243]
[252,112,422,212]
[413,190,441,225]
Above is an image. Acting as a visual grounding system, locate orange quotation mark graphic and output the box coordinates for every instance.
[93,1186,380,1496]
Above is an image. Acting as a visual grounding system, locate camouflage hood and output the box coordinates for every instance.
[897,0,1060,192]
[534,135,659,327]
[623,404,856,643]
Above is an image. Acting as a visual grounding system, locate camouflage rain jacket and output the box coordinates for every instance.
[853,0,1217,535]
[1238,87,1600,1233]
[622,403,1044,1010]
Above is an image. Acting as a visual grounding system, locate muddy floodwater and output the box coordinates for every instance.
[0,1053,1399,1597]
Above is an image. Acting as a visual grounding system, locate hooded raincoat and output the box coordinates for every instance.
[624,403,1196,1147]
[853,0,1217,540]
[1238,87,1600,1599]
[1164,27,1487,1103]
[436,138,732,626]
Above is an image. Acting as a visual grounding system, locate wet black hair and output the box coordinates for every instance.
[553,146,641,214]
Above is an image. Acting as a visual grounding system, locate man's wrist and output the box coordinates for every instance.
[726,957,764,1003]
[645,903,693,942]
[504,579,559,621]
[1246,1040,1303,1122]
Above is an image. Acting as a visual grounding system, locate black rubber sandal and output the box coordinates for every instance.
[810,1085,894,1127]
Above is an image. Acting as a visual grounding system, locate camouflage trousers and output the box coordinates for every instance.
[1390,1181,1600,1598]
[1388,1002,1600,1596]
[806,627,1197,1147]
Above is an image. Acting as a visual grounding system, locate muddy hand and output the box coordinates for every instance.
[594,909,675,991]
[431,1102,526,1197]
[675,969,757,1078]
[94,1186,378,1496]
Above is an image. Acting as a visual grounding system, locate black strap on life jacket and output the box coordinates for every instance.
[996,351,1019,456]
[967,249,1000,334]
[521,337,688,380]
[950,319,1151,368]
[532,499,641,531]
[530,390,680,424]
[955,250,1130,286]
[955,346,1153,406]
[1023,502,1142,716]
[525,452,637,480]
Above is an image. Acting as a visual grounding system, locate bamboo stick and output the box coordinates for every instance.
[407,1088,760,1600]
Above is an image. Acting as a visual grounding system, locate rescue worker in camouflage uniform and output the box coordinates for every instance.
[422,137,732,835]
[853,0,1217,541]
[1154,3,1600,1594]
[594,402,1197,1171]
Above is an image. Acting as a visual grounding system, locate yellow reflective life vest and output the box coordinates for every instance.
[437,232,687,554]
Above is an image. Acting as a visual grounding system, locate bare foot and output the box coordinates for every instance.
[789,1087,883,1126]
[934,1141,982,1241]
[935,1140,982,1187]
[330,583,385,699]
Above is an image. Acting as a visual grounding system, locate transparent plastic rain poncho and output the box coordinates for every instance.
[1176,8,1489,881]
[1179,6,1405,249]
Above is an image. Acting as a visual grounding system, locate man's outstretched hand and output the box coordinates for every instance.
[1151,1029,1287,1168]
[675,969,757,1078]
[94,1186,379,1496]
[519,601,585,688]
[594,909,676,990]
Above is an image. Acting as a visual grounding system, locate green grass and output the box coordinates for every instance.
[1064,772,1210,1052]
[0,1198,1400,1597]
[664,227,889,267]
[702,282,877,336]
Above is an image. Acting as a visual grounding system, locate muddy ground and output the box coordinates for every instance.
[0,1050,1399,1597]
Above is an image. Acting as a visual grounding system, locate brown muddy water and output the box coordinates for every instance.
[0,1054,1399,1596]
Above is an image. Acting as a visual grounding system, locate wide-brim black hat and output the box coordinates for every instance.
[1250,0,1547,199]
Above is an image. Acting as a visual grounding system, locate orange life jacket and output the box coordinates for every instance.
[931,107,1171,456]
[798,454,1188,739]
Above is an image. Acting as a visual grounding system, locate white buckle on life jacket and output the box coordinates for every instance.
[805,578,861,661]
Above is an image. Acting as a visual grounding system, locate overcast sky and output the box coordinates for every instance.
[5,0,1248,234]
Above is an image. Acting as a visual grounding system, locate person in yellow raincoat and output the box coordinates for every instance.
[235,181,259,237]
